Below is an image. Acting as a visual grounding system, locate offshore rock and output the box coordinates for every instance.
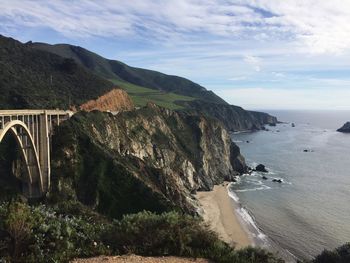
[337,122,350,133]
[255,164,268,173]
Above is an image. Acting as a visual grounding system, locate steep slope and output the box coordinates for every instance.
[31,42,227,104]
[180,100,277,132]
[51,103,247,218]
[79,88,134,112]
[0,35,119,109]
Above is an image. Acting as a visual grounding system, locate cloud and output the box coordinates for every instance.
[216,87,350,110]
[1,0,350,110]
[244,55,261,72]
[1,0,350,54]
[228,76,247,81]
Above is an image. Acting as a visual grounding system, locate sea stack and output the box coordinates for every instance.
[255,164,268,173]
[337,122,350,133]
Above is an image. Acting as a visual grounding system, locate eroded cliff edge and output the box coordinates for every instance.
[51,103,247,218]
[180,100,278,132]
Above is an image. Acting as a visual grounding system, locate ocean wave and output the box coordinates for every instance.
[227,188,240,202]
[235,185,271,192]
[227,184,267,243]
[227,184,297,262]
[235,206,268,242]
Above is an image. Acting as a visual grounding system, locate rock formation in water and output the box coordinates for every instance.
[255,164,268,173]
[337,122,350,133]
[51,103,247,218]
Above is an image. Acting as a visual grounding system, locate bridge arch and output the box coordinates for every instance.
[0,120,43,196]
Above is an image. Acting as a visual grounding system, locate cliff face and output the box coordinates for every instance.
[248,110,278,127]
[51,104,247,218]
[180,100,277,132]
[79,88,134,112]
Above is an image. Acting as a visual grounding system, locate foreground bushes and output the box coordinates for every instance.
[312,243,350,263]
[0,201,285,263]
[0,201,110,262]
[103,211,283,263]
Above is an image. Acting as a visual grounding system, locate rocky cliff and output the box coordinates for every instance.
[51,103,247,218]
[180,100,278,132]
[79,88,134,112]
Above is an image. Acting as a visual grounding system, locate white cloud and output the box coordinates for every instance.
[229,75,247,81]
[2,0,350,110]
[1,0,350,54]
[216,87,350,110]
[244,55,262,72]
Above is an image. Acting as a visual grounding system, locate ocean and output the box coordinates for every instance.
[229,110,350,261]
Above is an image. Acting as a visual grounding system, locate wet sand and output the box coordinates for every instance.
[196,183,252,249]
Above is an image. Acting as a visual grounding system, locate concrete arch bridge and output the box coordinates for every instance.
[0,110,73,198]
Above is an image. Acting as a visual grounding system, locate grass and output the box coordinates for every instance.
[111,79,195,110]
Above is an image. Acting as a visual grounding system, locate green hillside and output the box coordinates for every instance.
[32,42,227,105]
[111,79,194,110]
[0,35,114,109]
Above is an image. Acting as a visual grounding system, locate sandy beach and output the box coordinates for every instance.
[196,183,252,249]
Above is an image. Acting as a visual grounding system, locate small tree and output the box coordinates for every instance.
[5,201,33,262]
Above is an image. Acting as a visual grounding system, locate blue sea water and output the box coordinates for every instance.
[230,110,350,261]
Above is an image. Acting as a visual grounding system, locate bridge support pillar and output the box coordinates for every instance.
[39,111,50,193]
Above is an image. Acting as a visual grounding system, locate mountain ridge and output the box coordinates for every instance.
[0,34,277,131]
[29,38,278,131]
[31,42,227,105]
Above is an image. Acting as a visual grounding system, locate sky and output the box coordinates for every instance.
[1,0,350,110]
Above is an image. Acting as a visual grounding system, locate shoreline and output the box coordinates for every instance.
[196,182,297,263]
[196,182,252,249]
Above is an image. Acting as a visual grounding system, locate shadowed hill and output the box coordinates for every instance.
[0,35,115,109]
[31,42,227,104]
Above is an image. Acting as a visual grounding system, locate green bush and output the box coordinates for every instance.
[103,211,284,263]
[0,201,111,263]
[2,202,34,261]
[313,243,350,263]
[0,201,286,263]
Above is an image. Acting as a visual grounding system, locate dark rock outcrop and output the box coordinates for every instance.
[255,164,268,173]
[272,179,283,183]
[51,104,247,217]
[337,122,350,133]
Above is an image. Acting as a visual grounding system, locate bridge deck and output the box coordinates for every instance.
[0,109,73,116]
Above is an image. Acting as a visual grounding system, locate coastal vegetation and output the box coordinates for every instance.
[1,199,347,263]
[0,200,284,263]
[312,243,350,263]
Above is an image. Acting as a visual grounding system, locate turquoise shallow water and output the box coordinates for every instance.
[230,110,350,260]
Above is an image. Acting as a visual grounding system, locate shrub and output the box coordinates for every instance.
[0,202,285,263]
[313,243,350,263]
[103,211,218,256]
[102,211,284,263]
[0,201,111,263]
[3,201,33,261]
